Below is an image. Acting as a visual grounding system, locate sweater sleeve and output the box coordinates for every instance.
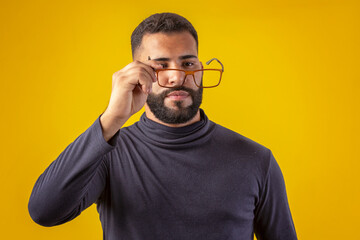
[253,151,297,240]
[28,115,120,227]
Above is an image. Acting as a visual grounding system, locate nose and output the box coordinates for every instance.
[167,70,185,87]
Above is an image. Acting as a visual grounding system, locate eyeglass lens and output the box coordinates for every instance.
[157,69,221,88]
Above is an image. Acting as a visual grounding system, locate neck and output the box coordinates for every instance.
[144,104,201,128]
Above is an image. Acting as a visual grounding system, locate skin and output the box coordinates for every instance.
[100,31,203,142]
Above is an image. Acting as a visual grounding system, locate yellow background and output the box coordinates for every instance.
[1,0,359,239]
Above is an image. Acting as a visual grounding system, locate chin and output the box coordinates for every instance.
[165,100,192,109]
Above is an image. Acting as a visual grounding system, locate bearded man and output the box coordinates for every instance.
[29,12,297,240]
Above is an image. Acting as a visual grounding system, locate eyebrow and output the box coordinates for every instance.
[150,55,198,61]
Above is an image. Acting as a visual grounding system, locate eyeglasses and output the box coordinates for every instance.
[152,58,224,88]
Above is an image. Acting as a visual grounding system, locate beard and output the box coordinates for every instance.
[146,86,203,124]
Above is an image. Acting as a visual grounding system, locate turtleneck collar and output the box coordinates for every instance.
[132,108,216,146]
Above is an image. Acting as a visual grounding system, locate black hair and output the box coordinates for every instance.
[131,12,198,58]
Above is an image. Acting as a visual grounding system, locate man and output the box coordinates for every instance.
[28,12,297,240]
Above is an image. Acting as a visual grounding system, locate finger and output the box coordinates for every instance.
[123,61,156,85]
[128,60,157,83]
[145,59,164,69]
[137,70,154,94]
[142,60,163,83]
[142,64,158,83]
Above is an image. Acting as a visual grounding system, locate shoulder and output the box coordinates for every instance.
[211,122,273,175]
[212,122,270,155]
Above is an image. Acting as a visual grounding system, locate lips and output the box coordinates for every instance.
[166,90,190,100]
[167,91,189,97]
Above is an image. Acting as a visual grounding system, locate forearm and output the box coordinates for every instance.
[28,115,118,226]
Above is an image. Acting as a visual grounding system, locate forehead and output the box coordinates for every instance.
[136,31,198,60]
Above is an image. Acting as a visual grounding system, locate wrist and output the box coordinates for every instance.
[100,111,127,142]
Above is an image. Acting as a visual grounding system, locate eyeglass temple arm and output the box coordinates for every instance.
[206,58,224,72]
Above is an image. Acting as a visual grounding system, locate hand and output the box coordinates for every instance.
[100,60,161,141]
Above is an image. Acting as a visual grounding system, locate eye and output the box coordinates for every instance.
[159,63,168,68]
[183,62,195,68]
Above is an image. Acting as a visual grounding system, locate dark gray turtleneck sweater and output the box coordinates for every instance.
[28,109,297,240]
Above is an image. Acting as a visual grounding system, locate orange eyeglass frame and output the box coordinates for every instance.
[150,57,224,88]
